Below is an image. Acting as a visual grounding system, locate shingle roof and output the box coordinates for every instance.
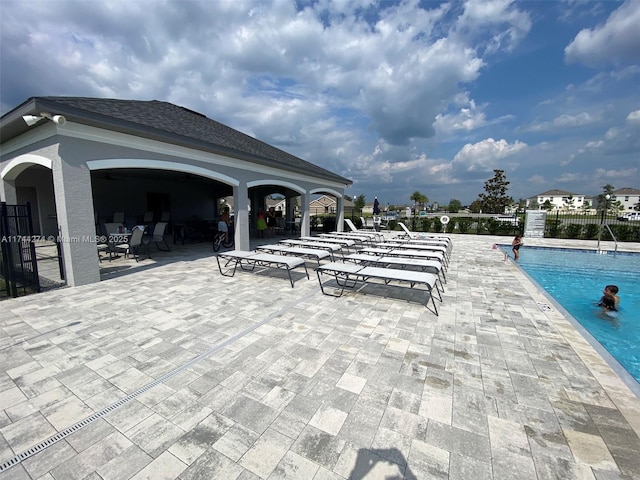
[2,96,351,185]
[613,187,640,195]
[533,189,584,197]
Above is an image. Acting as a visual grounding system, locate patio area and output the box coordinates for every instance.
[1,234,639,479]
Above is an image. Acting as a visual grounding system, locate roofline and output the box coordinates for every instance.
[1,97,352,187]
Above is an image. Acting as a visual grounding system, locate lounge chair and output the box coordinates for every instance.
[397,222,451,243]
[360,247,446,267]
[280,239,343,258]
[316,262,441,315]
[216,250,309,287]
[344,253,446,287]
[344,219,384,241]
[256,244,332,266]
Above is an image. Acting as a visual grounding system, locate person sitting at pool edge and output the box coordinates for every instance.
[511,235,523,260]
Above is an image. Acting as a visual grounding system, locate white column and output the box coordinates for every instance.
[300,192,310,237]
[336,196,345,232]
[234,182,250,250]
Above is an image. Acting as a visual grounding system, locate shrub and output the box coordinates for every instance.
[420,218,432,232]
[564,223,582,239]
[433,218,443,233]
[584,223,599,239]
[457,217,472,233]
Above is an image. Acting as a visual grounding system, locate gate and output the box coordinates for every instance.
[0,202,40,298]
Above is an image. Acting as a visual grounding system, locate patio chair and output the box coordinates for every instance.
[114,226,149,262]
[145,221,170,251]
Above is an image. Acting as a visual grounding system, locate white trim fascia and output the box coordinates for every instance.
[47,122,347,189]
[0,123,59,155]
[87,159,239,186]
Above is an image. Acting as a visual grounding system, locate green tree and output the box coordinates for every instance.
[469,199,482,213]
[410,191,428,229]
[447,199,462,213]
[353,194,366,218]
[476,169,513,214]
[563,194,575,211]
[596,184,615,211]
[581,200,591,215]
[542,200,554,211]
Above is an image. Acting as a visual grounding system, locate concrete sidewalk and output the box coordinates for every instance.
[1,235,639,479]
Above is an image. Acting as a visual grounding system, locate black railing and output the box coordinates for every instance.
[376,212,640,242]
[1,202,41,298]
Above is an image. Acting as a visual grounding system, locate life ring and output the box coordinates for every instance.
[440,215,450,225]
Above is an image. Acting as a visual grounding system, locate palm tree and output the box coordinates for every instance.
[410,191,428,230]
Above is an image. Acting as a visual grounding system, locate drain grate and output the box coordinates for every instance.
[0,289,316,473]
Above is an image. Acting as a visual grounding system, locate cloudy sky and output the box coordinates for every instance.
[1,0,639,206]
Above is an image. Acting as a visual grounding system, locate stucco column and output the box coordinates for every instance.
[300,192,310,237]
[336,196,345,232]
[234,182,250,250]
[0,178,18,204]
[52,154,101,286]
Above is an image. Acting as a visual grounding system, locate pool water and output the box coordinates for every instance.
[500,246,640,384]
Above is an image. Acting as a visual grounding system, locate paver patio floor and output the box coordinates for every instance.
[1,234,639,479]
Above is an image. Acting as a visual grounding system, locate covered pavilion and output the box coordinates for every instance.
[0,97,352,287]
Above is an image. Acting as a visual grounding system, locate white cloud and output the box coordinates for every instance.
[565,0,640,67]
[627,109,640,124]
[452,138,527,172]
[526,112,600,132]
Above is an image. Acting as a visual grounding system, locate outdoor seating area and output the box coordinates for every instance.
[212,229,451,313]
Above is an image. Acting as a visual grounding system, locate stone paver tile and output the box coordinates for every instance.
[0,387,27,411]
[564,429,619,471]
[491,450,538,480]
[128,451,186,480]
[0,411,57,453]
[42,395,95,431]
[371,427,412,467]
[419,392,452,425]
[49,431,132,480]
[168,412,234,465]
[379,405,428,440]
[291,425,346,470]
[448,452,492,480]
[180,447,244,480]
[239,428,293,478]
[96,445,153,480]
[407,438,449,479]
[213,424,260,462]
[269,450,320,480]
[311,466,344,480]
[531,454,596,480]
[426,420,490,462]
[309,405,348,436]
[126,413,185,457]
[488,415,531,457]
[21,439,78,479]
[222,394,278,435]
[261,386,296,411]
[335,372,366,395]
[334,442,408,480]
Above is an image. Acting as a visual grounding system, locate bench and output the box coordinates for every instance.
[216,250,309,287]
[256,244,332,266]
[344,253,446,287]
[316,262,442,315]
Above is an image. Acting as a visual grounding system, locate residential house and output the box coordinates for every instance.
[527,189,590,211]
[611,187,640,212]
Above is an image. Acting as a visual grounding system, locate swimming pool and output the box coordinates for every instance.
[500,245,640,386]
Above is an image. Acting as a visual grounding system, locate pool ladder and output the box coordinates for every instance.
[597,223,618,256]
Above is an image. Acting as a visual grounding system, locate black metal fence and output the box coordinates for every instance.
[352,212,640,242]
[1,202,41,298]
